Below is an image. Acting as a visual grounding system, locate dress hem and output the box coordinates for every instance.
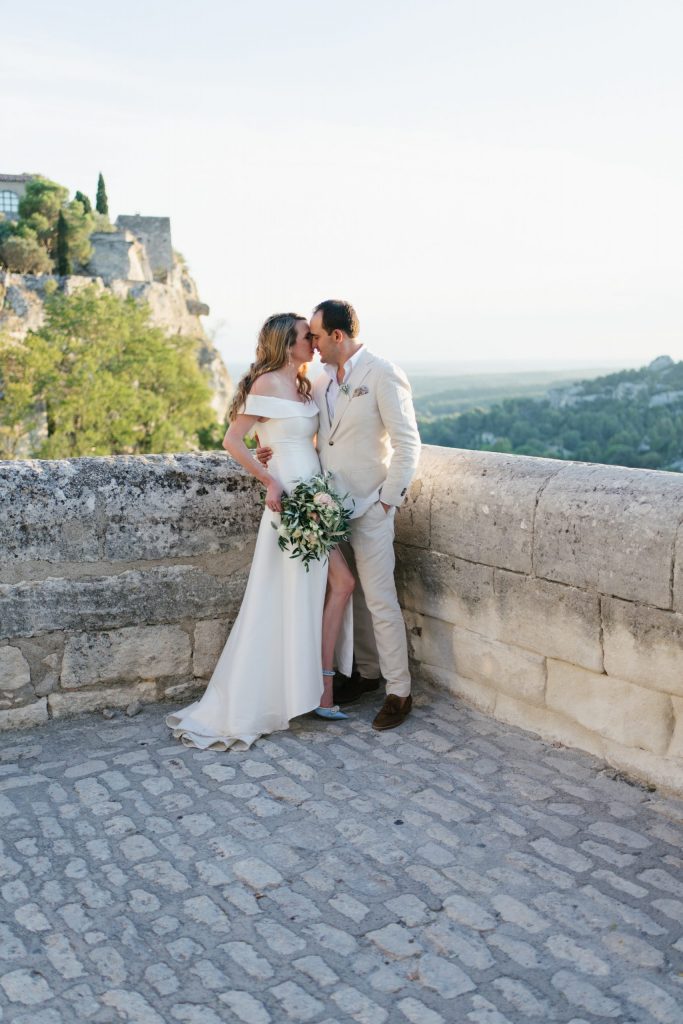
[164,702,320,752]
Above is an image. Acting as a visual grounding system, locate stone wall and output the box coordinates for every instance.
[396,447,683,793]
[0,453,261,729]
[116,216,173,279]
[88,229,152,282]
[1,448,682,793]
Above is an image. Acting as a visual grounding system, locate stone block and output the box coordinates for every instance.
[546,660,673,755]
[417,661,497,715]
[62,625,192,688]
[0,698,48,731]
[0,456,102,562]
[602,597,683,697]
[14,634,64,693]
[669,697,683,760]
[674,524,683,613]
[34,664,60,697]
[534,463,683,607]
[427,448,563,572]
[1,687,34,708]
[0,564,250,640]
[0,452,262,565]
[407,614,546,705]
[598,735,683,794]
[493,693,605,760]
[493,570,602,671]
[394,447,442,550]
[453,626,546,704]
[162,679,204,701]
[0,645,31,692]
[102,453,262,560]
[396,546,496,635]
[48,681,157,718]
[193,619,232,678]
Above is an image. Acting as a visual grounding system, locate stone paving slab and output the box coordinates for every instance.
[0,687,682,1023]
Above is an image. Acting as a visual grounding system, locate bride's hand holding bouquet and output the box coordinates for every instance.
[272,471,352,571]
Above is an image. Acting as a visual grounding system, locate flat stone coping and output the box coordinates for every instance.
[1,687,682,1022]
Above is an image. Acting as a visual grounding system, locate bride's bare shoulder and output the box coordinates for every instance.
[249,372,285,398]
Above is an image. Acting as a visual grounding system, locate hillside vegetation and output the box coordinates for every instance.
[418,356,683,472]
[411,367,614,415]
[0,288,218,459]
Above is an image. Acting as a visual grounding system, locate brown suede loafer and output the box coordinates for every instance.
[372,694,412,731]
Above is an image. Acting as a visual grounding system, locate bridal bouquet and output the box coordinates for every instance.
[272,472,352,571]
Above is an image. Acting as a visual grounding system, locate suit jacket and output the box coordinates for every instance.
[313,349,421,518]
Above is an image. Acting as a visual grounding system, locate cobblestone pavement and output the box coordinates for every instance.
[1,687,682,1024]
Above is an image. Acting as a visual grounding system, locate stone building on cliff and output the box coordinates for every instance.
[0,172,32,220]
[0,174,232,422]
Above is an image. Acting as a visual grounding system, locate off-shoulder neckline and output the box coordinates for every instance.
[242,395,319,417]
[247,394,312,405]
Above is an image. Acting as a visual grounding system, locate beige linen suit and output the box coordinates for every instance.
[313,349,421,698]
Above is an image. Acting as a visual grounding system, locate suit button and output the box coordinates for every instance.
[329,441,334,446]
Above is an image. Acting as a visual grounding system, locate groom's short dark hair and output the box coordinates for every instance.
[313,299,359,338]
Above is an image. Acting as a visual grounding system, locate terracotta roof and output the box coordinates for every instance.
[0,173,33,182]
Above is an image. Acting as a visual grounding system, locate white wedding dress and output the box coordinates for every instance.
[165,395,353,751]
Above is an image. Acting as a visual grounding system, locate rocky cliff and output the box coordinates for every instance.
[0,257,232,422]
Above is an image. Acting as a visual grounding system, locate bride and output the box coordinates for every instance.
[166,313,355,750]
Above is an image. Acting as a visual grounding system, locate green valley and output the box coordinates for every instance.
[416,356,683,472]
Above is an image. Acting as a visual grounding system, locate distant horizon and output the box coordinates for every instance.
[224,354,648,383]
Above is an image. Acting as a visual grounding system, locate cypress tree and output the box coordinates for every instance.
[96,173,109,215]
[74,190,92,214]
[57,210,71,276]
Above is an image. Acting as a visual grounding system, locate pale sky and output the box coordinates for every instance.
[4,0,683,368]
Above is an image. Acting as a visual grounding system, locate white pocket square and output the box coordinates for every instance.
[353,385,369,397]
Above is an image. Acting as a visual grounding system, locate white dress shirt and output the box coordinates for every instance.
[323,345,365,422]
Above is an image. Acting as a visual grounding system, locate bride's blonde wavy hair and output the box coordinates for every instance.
[228,312,312,423]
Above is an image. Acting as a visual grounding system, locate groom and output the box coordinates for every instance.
[276,299,421,729]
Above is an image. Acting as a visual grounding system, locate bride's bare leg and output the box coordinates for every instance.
[320,548,355,707]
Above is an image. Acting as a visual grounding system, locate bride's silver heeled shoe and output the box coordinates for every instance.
[314,705,349,720]
[315,668,348,719]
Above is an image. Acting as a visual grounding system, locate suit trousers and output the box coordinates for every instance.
[340,500,411,699]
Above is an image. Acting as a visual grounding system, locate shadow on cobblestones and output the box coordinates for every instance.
[1,685,682,1023]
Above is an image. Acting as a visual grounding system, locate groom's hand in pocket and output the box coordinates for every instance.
[254,434,273,467]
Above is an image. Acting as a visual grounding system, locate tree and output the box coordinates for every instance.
[18,176,69,222]
[96,173,109,215]
[0,286,218,458]
[0,332,55,457]
[63,198,94,270]
[17,176,69,255]
[56,211,71,276]
[74,190,92,214]
[0,233,52,274]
